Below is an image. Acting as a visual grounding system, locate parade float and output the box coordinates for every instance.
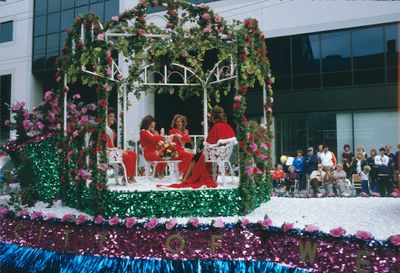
[1,1,399,272]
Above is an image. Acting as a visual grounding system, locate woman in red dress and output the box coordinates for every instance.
[169,114,194,175]
[139,115,166,177]
[168,106,235,189]
[106,108,137,183]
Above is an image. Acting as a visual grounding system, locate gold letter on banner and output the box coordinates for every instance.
[299,241,318,264]
[356,250,371,273]
[166,234,185,254]
[64,229,73,247]
[13,222,22,239]
[211,235,222,254]
[97,231,108,251]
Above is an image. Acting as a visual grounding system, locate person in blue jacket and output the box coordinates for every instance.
[305,147,318,180]
[293,149,306,191]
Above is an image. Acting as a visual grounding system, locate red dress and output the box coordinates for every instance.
[168,122,235,189]
[169,128,194,174]
[106,129,137,177]
[139,129,166,175]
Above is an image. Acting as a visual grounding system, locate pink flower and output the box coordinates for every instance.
[78,168,91,180]
[234,95,242,101]
[44,91,52,101]
[198,3,208,9]
[94,215,105,224]
[282,223,295,232]
[240,218,250,228]
[97,33,105,41]
[102,83,111,92]
[125,217,137,228]
[166,218,177,230]
[260,218,272,228]
[251,143,258,152]
[245,165,254,176]
[76,215,89,225]
[0,207,11,217]
[215,15,222,22]
[30,211,44,220]
[61,213,75,222]
[108,216,120,225]
[330,226,346,237]
[355,230,372,240]
[145,217,159,230]
[203,26,212,33]
[254,167,263,174]
[12,103,22,111]
[36,121,45,130]
[213,218,225,228]
[73,94,81,100]
[390,235,400,245]
[98,163,107,171]
[304,224,319,233]
[105,66,112,76]
[4,120,10,126]
[23,111,30,120]
[189,217,199,227]
[20,101,26,107]
[202,13,211,22]
[112,16,119,22]
[44,212,57,220]
[22,119,31,130]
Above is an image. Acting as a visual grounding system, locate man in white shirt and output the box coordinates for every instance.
[319,145,336,169]
[375,147,392,196]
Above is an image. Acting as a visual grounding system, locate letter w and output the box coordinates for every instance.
[299,241,317,264]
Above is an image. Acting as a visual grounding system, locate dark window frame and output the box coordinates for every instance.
[0,21,13,43]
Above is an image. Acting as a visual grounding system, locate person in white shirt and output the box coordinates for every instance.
[319,145,336,169]
[359,165,371,196]
[309,164,326,197]
[374,147,392,196]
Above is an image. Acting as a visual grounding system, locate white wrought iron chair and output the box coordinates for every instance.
[204,137,237,186]
[106,127,128,185]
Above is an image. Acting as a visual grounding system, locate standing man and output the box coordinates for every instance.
[305,147,318,186]
[319,144,337,170]
[293,150,306,191]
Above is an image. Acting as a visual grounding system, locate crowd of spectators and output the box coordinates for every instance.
[272,144,400,198]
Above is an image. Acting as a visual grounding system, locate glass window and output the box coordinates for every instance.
[75,6,89,17]
[33,35,46,70]
[267,36,291,75]
[47,12,60,33]
[35,0,47,16]
[322,72,351,87]
[90,2,104,21]
[34,15,46,36]
[0,75,12,142]
[48,0,60,13]
[0,21,13,43]
[76,0,89,6]
[274,75,291,91]
[46,33,60,68]
[321,31,351,72]
[352,26,384,69]
[61,9,74,31]
[354,69,385,85]
[292,34,320,74]
[293,74,320,89]
[105,0,119,20]
[385,23,399,82]
[90,0,102,3]
[62,0,74,10]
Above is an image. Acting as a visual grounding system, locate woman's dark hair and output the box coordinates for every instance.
[140,115,155,130]
[108,107,116,115]
[343,144,350,150]
[379,147,385,152]
[171,114,187,130]
[211,105,227,123]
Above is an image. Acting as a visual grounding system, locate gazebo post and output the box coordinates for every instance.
[63,73,68,137]
[203,87,208,138]
[123,82,127,150]
[262,83,267,124]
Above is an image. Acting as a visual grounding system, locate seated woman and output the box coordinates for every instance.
[106,108,137,183]
[333,163,350,196]
[139,115,166,178]
[167,106,235,189]
[169,114,194,175]
[283,166,297,194]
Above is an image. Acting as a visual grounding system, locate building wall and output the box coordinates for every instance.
[0,0,43,141]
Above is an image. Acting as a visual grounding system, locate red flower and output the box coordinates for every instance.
[242,115,248,123]
[244,19,251,28]
[264,103,269,110]
[239,86,248,94]
[83,22,90,29]
[99,133,108,142]
[96,183,105,191]
[66,28,72,34]
[253,18,258,26]
[239,141,247,147]
[75,16,82,23]
[105,51,113,65]
[99,99,107,108]
[240,54,247,61]
[97,117,103,124]
[249,134,254,141]
[245,34,251,42]
[76,42,84,49]
[259,33,265,40]
[233,101,241,111]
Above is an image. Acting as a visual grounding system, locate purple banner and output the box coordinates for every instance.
[1,218,399,272]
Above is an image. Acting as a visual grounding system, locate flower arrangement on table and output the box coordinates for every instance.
[158,141,179,159]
